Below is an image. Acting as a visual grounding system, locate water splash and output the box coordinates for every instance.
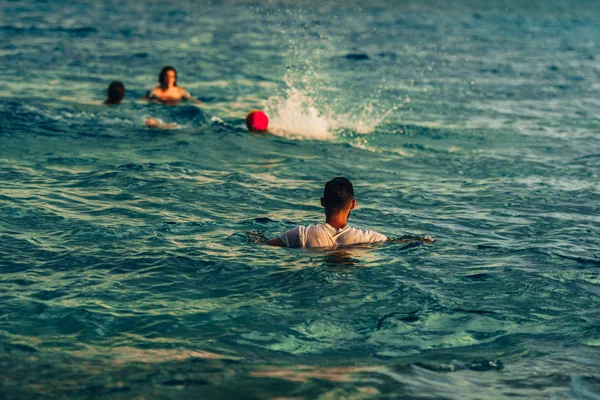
[263,84,399,140]
[264,88,334,140]
[254,6,401,140]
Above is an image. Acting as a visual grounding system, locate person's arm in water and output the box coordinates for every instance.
[246,231,284,246]
[181,89,202,105]
[144,118,179,129]
[141,88,162,103]
[387,235,435,244]
[266,238,285,247]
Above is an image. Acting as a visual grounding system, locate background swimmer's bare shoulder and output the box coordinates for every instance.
[141,87,162,102]
[179,87,202,104]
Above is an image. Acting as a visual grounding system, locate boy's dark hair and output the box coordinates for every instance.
[158,66,177,89]
[106,81,125,104]
[323,177,354,210]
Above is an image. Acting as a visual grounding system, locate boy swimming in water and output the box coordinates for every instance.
[104,81,125,105]
[267,177,434,248]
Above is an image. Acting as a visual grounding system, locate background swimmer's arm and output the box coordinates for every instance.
[141,89,161,103]
[144,118,178,129]
[182,89,202,105]
[387,235,435,244]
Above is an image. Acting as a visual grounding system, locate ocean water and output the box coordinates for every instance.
[1,0,599,398]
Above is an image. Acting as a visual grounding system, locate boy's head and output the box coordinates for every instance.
[106,81,125,104]
[321,177,356,217]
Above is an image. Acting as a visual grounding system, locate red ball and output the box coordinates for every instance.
[246,110,269,132]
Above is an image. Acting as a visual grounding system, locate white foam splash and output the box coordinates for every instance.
[262,81,407,141]
[264,88,334,140]
[263,61,410,140]
[264,88,395,140]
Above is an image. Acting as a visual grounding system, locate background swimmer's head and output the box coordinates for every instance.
[105,81,125,104]
[321,177,356,218]
[159,66,177,90]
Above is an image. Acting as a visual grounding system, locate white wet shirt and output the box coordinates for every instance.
[280,223,388,248]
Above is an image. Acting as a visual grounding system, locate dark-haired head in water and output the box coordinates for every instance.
[104,81,125,105]
[143,66,202,105]
[159,66,177,90]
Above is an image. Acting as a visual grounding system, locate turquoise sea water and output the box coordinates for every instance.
[1,0,599,398]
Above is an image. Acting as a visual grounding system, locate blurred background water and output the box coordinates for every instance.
[1,0,599,398]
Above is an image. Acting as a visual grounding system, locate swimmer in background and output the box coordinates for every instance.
[104,81,125,105]
[143,66,202,105]
[267,177,434,248]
